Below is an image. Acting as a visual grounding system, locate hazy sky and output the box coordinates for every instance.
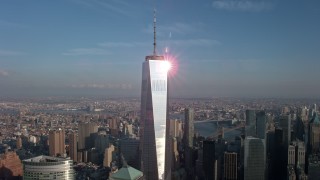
[1,0,320,98]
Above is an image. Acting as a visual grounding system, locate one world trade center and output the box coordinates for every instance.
[140,10,170,180]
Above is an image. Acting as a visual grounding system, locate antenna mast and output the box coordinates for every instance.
[153,8,157,56]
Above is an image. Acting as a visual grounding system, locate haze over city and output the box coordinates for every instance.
[1,0,320,98]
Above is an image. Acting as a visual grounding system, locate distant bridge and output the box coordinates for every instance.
[207,123,244,139]
[194,119,239,124]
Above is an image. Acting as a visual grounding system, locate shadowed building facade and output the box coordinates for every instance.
[256,111,266,139]
[245,110,256,137]
[244,137,266,180]
[203,140,216,180]
[224,152,238,180]
[78,122,98,151]
[184,108,194,176]
[68,132,77,162]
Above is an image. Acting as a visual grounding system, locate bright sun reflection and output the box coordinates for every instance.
[161,60,172,72]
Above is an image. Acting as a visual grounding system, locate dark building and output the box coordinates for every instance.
[256,111,266,139]
[224,152,237,180]
[245,110,256,137]
[184,108,194,148]
[279,115,291,147]
[120,138,140,170]
[295,116,305,141]
[266,131,275,180]
[184,108,195,177]
[306,113,320,174]
[68,132,77,162]
[274,128,287,180]
[203,140,215,180]
[244,137,266,180]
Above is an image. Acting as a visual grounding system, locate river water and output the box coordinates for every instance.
[194,121,242,140]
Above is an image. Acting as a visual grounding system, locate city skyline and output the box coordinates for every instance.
[1,0,320,98]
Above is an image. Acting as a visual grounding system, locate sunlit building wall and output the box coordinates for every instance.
[140,55,169,180]
[49,129,65,157]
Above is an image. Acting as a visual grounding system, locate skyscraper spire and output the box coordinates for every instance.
[153,8,157,56]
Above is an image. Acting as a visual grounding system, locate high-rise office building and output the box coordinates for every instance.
[295,141,306,170]
[140,10,170,180]
[94,133,110,154]
[256,111,266,139]
[184,108,194,176]
[103,144,115,168]
[245,110,256,137]
[22,155,74,179]
[295,116,305,141]
[300,106,308,122]
[109,118,119,131]
[279,115,291,146]
[120,138,140,169]
[288,142,307,180]
[224,152,237,180]
[68,132,77,162]
[49,129,65,157]
[78,122,98,150]
[170,137,180,170]
[274,128,287,179]
[184,108,194,148]
[308,113,320,154]
[169,119,183,139]
[288,145,296,166]
[203,140,216,180]
[267,131,276,180]
[244,137,266,180]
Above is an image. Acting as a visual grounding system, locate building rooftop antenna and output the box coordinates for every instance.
[153,8,157,56]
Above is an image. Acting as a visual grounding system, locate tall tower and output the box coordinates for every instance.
[78,122,98,150]
[224,152,238,180]
[69,132,77,162]
[279,115,291,146]
[203,140,216,180]
[245,110,256,137]
[184,108,194,176]
[184,108,194,148]
[244,137,266,180]
[140,9,170,180]
[256,111,266,139]
[49,129,65,157]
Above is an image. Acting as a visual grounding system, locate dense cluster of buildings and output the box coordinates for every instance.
[0,97,320,179]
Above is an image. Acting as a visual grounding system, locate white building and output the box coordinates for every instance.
[22,155,74,179]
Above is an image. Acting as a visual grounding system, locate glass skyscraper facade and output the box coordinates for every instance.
[244,137,266,180]
[140,55,169,180]
[245,110,256,137]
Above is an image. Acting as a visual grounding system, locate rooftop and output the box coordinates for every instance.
[23,155,68,163]
[110,165,143,180]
